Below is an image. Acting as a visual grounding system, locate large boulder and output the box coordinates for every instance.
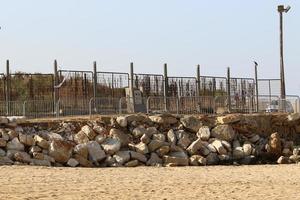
[132,126,147,138]
[86,141,106,163]
[146,153,162,166]
[134,142,149,154]
[197,126,210,141]
[74,143,88,159]
[116,116,128,127]
[0,117,9,124]
[7,138,24,151]
[187,138,203,155]
[148,140,166,152]
[217,114,242,124]
[34,135,49,149]
[19,133,34,146]
[109,128,129,147]
[74,131,89,144]
[81,125,97,140]
[49,139,73,163]
[211,140,227,155]
[163,151,189,166]
[113,151,130,165]
[176,131,191,149]
[167,129,177,145]
[129,151,147,163]
[149,114,178,124]
[211,125,235,142]
[14,152,31,163]
[180,116,202,133]
[101,138,121,155]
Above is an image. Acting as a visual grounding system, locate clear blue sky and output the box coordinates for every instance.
[0,1,299,94]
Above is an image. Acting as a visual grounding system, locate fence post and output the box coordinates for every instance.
[6,60,10,116]
[130,62,135,113]
[53,60,58,110]
[163,63,168,112]
[196,64,201,97]
[227,67,231,113]
[93,61,97,113]
[254,62,259,112]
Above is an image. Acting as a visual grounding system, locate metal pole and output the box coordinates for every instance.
[130,62,135,113]
[227,67,231,112]
[196,64,201,97]
[6,60,10,116]
[163,63,168,112]
[93,61,97,99]
[53,60,58,113]
[254,62,259,112]
[279,8,286,100]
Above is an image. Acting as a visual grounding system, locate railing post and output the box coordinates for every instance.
[227,67,231,113]
[6,60,10,116]
[93,61,97,113]
[53,60,58,113]
[254,62,259,112]
[196,64,201,97]
[163,63,168,112]
[23,101,26,117]
[89,98,94,119]
[146,97,151,114]
[130,62,135,113]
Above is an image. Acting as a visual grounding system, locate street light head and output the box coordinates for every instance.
[285,5,291,13]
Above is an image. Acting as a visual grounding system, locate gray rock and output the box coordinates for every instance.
[32,152,44,160]
[34,135,49,149]
[180,116,202,133]
[233,147,245,160]
[187,138,203,155]
[146,127,158,137]
[116,116,128,127]
[156,146,170,157]
[125,160,139,167]
[167,129,177,145]
[149,114,178,124]
[93,125,108,135]
[221,140,232,152]
[211,140,227,155]
[129,151,147,163]
[95,134,106,144]
[146,153,162,166]
[132,126,147,138]
[243,142,252,156]
[7,138,24,151]
[152,134,166,142]
[135,142,149,154]
[29,146,42,155]
[110,128,129,147]
[0,156,13,165]
[113,151,130,165]
[87,141,106,163]
[74,144,88,159]
[101,138,121,155]
[249,134,260,143]
[148,140,165,152]
[289,155,300,163]
[176,131,191,149]
[277,156,290,164]
[211,125,235,142]
[19,133,34,146]
[67,158,79,167]
[49,139,73,163]
[81,125,96,140]
[239,155,256,165]
[206,153,219,165]
[14,152,32,163]
[30,159,51,167]
[74,131,89,144]
[140,134,151,144]
[206,143,217,153]
[197,126,211,141]
[163,151,189,166]
[0,149,5,157]
[0,138,7,147]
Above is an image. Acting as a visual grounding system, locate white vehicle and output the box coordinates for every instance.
[266,100,294,113]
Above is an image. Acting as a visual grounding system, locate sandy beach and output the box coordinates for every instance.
[0,165,299,200]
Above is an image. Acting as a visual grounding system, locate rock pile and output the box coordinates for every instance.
[0,113,300,167]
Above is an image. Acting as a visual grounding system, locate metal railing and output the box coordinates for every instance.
[0,94,299,119]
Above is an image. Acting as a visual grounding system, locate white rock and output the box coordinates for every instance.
[243,142,252,156]
[197,126,211,141]
[211,140,227,155]
[116,116,128,127]
[81,125,96,140]
[101,138,121,155]
[87,141,106,163]
[113,151,130,165]
[67,158,79,167]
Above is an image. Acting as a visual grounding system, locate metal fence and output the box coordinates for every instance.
[167,76,197,97]
[96,72,129,98]
[0,73,5,101]
[258,79,281,97]
[200,76,227,96]
[134,73,164,96]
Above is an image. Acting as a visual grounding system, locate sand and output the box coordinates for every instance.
[0,165,299,200]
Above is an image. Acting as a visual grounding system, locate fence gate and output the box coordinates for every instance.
[96,72,129,98]
[168,76,197,97]
[57,70,93,116]
[134,73,164,97]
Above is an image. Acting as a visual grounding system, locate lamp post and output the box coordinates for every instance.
[277,5,290,100]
